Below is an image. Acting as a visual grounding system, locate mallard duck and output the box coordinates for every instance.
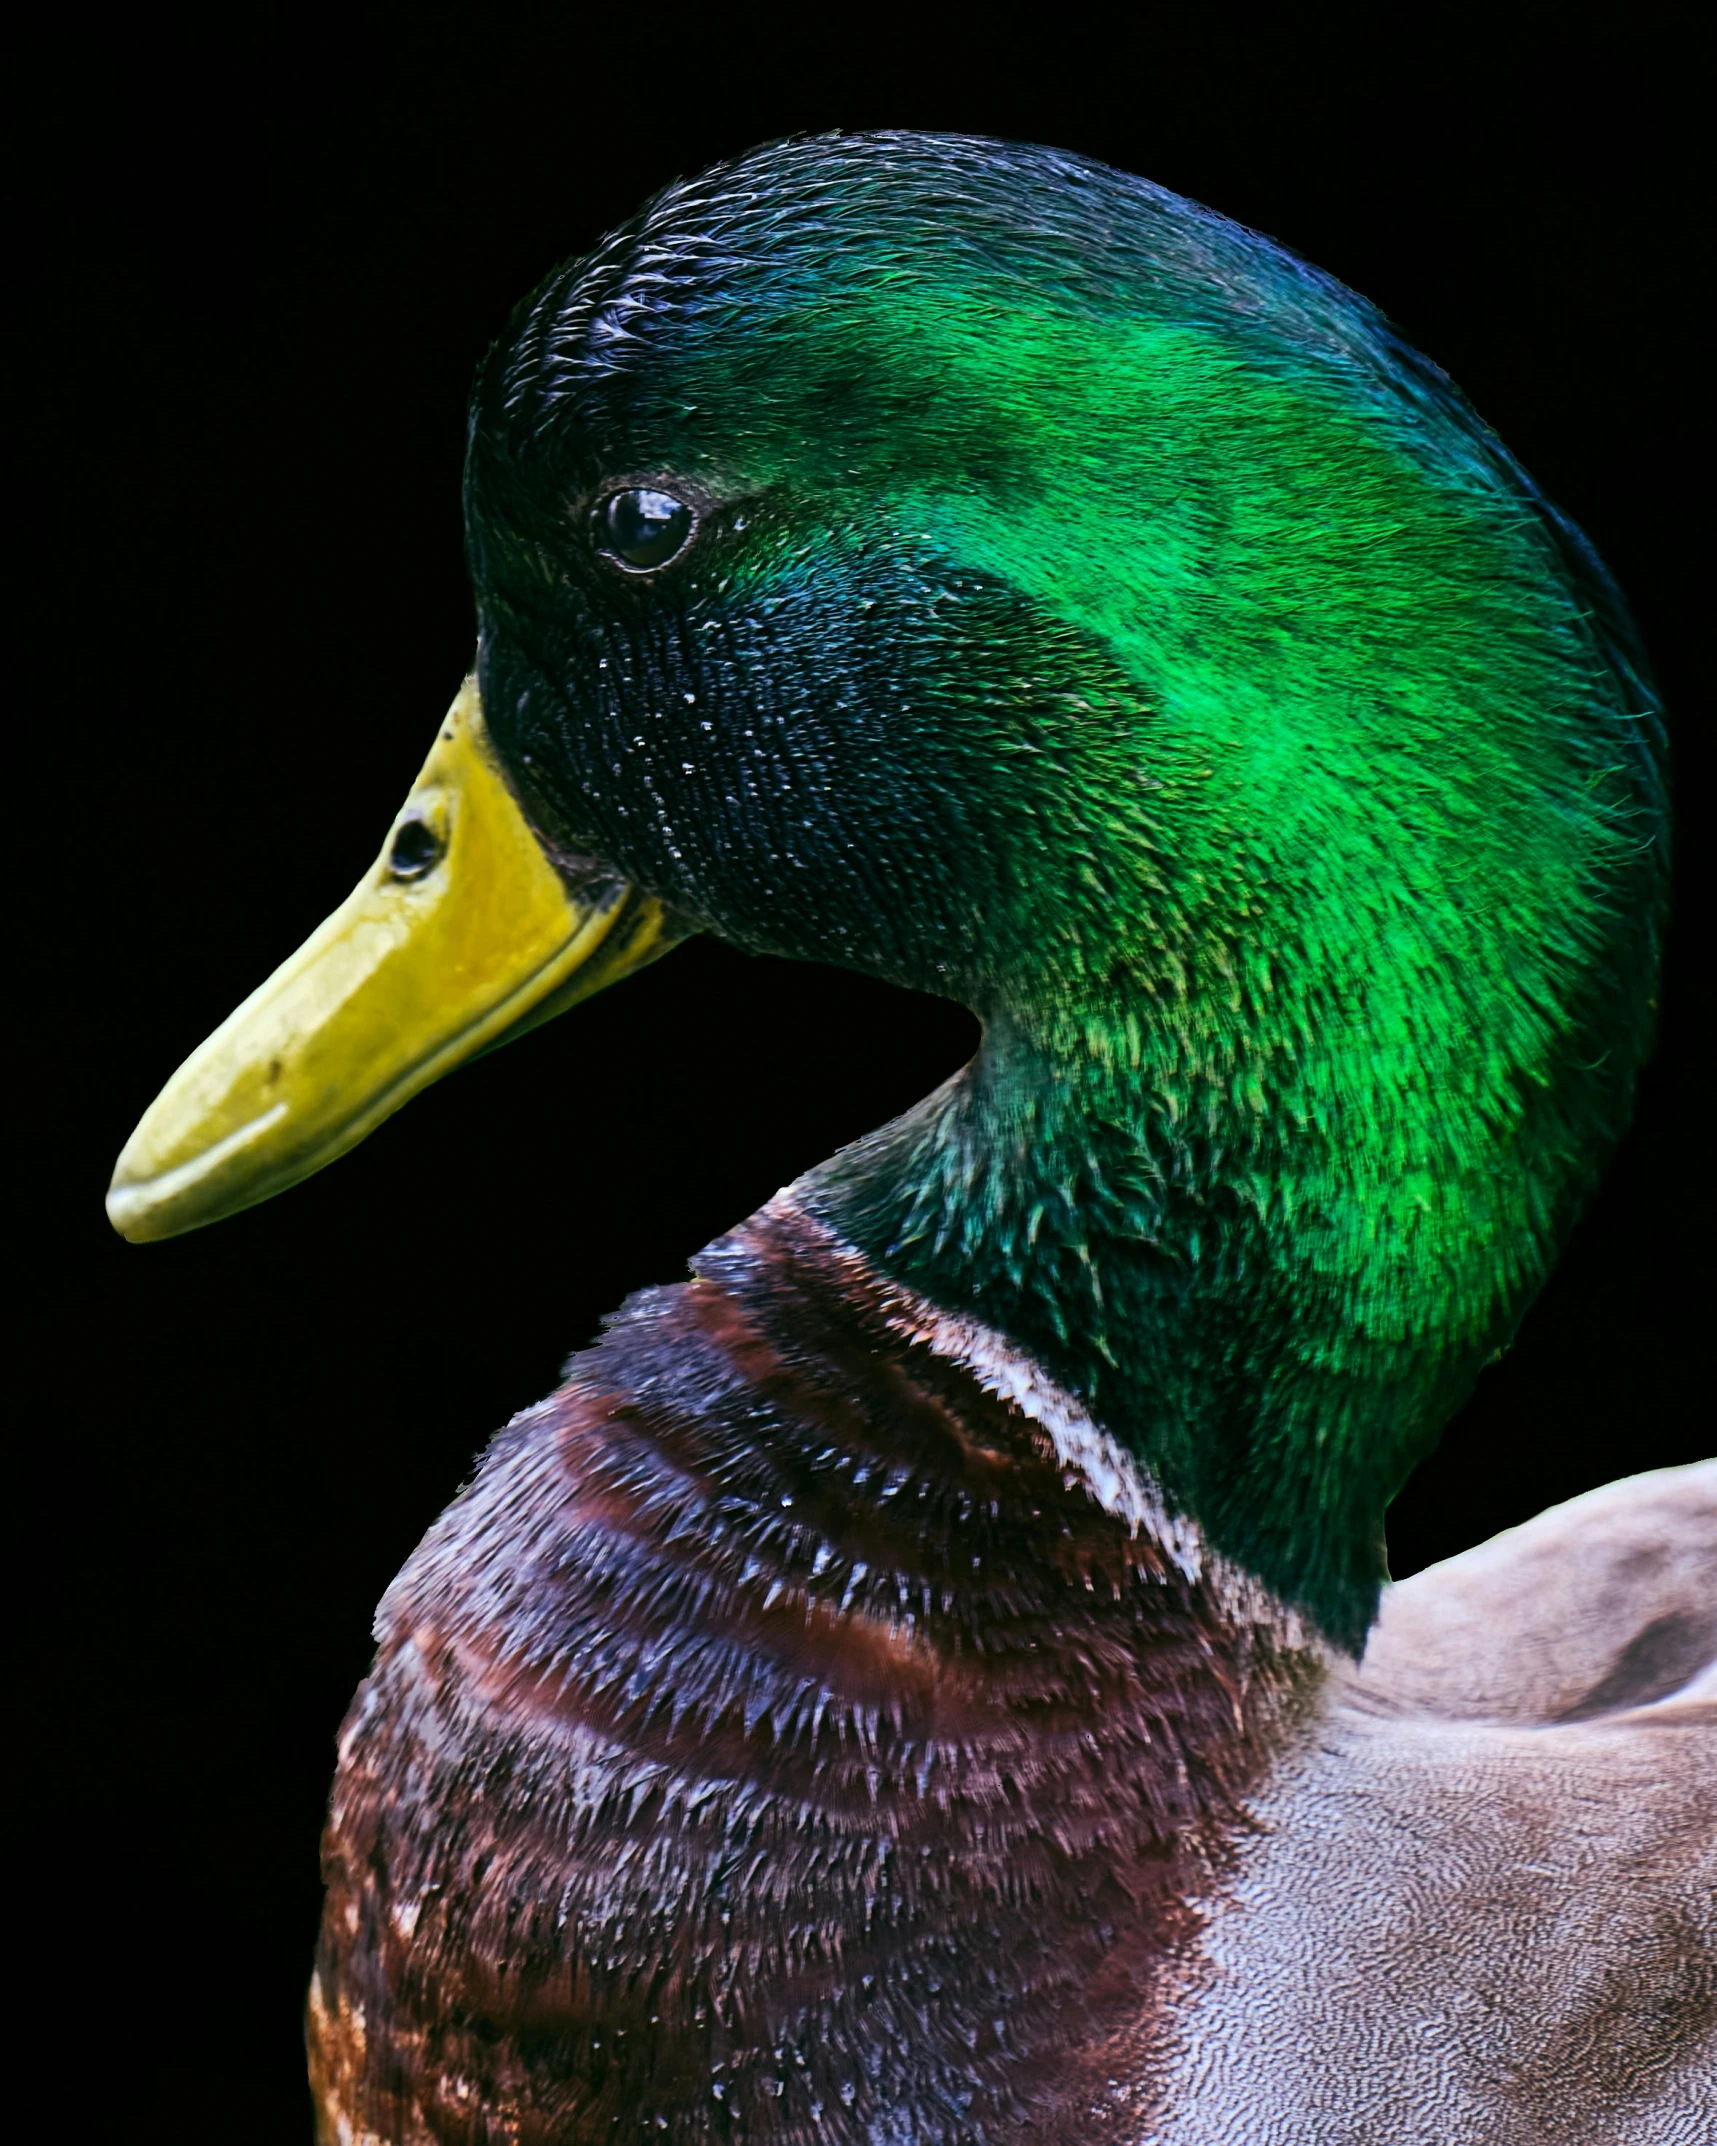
[106,133,1713,2144]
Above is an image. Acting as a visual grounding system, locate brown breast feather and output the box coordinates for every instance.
[307,1201,1322,2144]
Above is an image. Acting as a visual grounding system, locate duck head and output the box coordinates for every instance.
[109,133,1666,1650]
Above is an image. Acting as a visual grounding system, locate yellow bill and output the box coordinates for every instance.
[107,676,682,1243]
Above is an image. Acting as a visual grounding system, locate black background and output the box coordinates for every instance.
[15,5,1710,2137]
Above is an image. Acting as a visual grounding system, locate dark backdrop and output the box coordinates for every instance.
[15,5,1709,2137]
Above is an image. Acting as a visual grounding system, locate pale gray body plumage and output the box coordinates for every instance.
[1113,1464,1717,2144]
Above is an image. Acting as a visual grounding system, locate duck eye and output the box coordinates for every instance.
[594,486,695,571]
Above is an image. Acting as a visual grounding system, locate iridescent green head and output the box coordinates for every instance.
[355,136,1695,1645]
[463,133,1666,1645]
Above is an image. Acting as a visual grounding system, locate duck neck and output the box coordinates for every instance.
[801,1000,1477,1653]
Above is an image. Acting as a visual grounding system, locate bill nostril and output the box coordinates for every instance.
[389,818,443,879]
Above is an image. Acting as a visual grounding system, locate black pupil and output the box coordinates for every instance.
[390,819,441,877]
[600,487,692,569]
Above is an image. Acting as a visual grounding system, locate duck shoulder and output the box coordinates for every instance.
[1355,1461,1717,1725]
[1104,1467,1717,2146]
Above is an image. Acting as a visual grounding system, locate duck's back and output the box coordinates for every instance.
[1116,1465,1717,2146]
[1358,1462,1717,1726]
